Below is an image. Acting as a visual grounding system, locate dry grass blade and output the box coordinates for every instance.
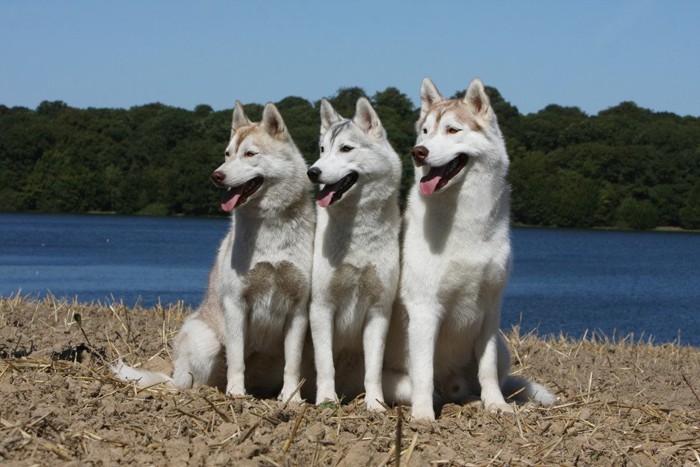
[237,419,260,445]
[201,395,231,423]
[1,295,699,465]
[174,407,208,426]
[395,405,403,467]
[34,437,73,460]
[691,448,700,464]
[681,373,700,405]
[72,312,94,349]
[282,405,307,453]
[402,433,419,467]
[281,377,306,409]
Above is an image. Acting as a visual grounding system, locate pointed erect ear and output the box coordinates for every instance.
[231,101,251,138]
[262,103,287,139]
[463,78,491,116]
[320,99,342,134]
[353,97,384,138]
[420,77,443,120]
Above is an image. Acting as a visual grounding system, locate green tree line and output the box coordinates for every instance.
[1,86,699,229]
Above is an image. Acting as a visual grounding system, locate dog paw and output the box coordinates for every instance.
[279,390,303,404]
[365,398,387,412]
[536,390,559,406]
[485,401,515,414]
[410,404,435,421]
[315,388,336,407]
[225,382,246,397]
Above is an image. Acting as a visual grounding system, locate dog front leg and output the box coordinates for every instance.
[279,309,308,403]
[363,308,389,411]
[310,301,336,405]
[223,295,247,396]
[474,297,513,413]
[407,306,441,420]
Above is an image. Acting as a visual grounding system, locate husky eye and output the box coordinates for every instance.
[225,150,230,157]
[446,127,462,134]
[244,151,258,158]
[339,145,354,153]
[422,128,428,134]
[320,146,324,153]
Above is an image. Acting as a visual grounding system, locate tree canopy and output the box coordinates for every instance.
[1,87,698,230]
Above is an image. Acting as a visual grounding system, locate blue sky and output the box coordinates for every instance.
[1,1,698,116]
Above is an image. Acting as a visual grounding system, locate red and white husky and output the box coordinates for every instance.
[114,102,315,402]
[400,77,556,420]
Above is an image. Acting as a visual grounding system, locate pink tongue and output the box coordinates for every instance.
[221,187,244,212]
[221,194,241,212]
[419,166,446,195]
[316,181,342,208]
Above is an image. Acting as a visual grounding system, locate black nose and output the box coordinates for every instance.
[212,170,226,186]
[411,146,429,167]
[307,167,322,183]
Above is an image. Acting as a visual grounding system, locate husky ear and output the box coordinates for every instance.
[231,101,251,138]
[262,103,288,139]
[463,78,491,117]
[420,77,443,120]
[353,97,384,139]
[320,99,343,134]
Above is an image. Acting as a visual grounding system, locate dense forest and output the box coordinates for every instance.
[1,86,699,229]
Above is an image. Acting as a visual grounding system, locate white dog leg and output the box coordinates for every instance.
[475,305,513,413]
[362,309,389,411]
[408,307,441,420]
[279,310,308,403]
[223,296,247,396]
[310,302,336,404]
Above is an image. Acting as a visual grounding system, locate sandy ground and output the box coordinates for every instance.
[1,295,699,466]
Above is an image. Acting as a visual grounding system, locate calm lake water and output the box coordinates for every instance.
[1,213,698,346]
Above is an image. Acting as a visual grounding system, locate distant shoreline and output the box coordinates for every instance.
[2,210,698,233]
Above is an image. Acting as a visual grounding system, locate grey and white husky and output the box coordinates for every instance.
[307,97,402,410]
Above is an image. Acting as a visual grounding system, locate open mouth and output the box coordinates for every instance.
[315,171,359,207]
[220,176,264,211]
[419,153,469,195]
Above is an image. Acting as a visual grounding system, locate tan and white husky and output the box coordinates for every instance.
[400,77,556,420]
[114,102,315,402]
[306,97,402,410]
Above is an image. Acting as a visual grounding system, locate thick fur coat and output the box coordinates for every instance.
[399,78,556,420]
[307,98,402,410]
[114,102,315,402]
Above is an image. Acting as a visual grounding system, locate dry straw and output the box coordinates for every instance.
[1,294,699,465]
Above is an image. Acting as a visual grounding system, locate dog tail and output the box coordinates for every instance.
[111,359,175,389]
[503,376,557,406]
